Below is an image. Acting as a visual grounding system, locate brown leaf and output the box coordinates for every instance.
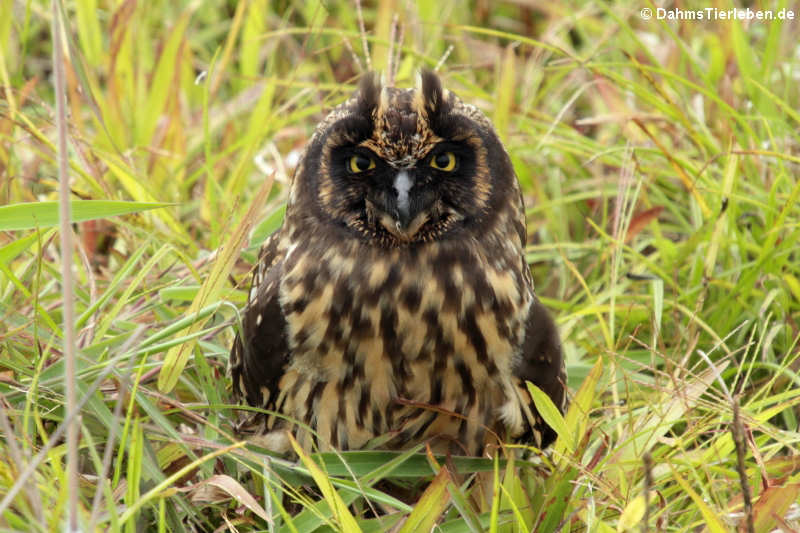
[189,475,271,524]
[626,206,664,242]
[752,483,800,533]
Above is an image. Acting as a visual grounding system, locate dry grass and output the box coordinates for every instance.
[1,1,799,531]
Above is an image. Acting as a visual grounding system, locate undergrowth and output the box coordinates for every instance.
[1,1,799,531]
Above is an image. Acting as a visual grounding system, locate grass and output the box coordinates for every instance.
[1,0,800,531]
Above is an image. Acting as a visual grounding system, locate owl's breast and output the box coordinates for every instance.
[276,233,531,451]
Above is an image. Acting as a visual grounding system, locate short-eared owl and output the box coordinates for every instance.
[230,71,566,455]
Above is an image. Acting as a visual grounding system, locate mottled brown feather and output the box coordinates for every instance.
[229,71,566,455]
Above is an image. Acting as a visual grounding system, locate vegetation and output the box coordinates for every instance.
[1,0,799,531]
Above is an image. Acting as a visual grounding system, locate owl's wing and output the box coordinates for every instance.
[514,297,567,448]
[230,234,290,415]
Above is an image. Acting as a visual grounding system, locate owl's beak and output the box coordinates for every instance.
[393,170,414,226]
[389,169,432,240]
[366,169,431,241]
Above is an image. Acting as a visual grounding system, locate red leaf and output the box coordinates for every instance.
[626,206,664,242]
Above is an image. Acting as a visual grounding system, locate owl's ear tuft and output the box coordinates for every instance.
[356,72,381,116]
[418,69,444,117]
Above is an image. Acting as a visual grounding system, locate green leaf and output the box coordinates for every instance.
[396,467,451,533]
[0,200,174,231]
[527,382,574,453]
[157,177,273,393]
[493,44,515,143]
[0,229,54,264]
[614,361,729,465]
[158,285,201,302]
[307,450,521,479]
[249,203,286,249]
[753,483,800,533]
[124,418,144,533]
[555,355,603,462]
[534,463,580,531]
[617,495,645,532]
[669,465,727,533]
[137,14,190,145]
[288,433,362,533]
[117,442,244,527]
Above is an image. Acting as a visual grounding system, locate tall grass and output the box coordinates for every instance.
[1,1,799,531]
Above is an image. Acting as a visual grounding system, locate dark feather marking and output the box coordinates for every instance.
[455,359,476,407]
[358,387,370,426]
[301,270,318,293]
[379,306,399,357]
[351,312,373,339]
[293,328,310,350]
[379,302,411,392]
[371,405,384,434]
[286,296,309,315]
[353,358,364,381]
[400,285,422,313]
[426,313,451,404]
[459,312,494,374]
[441,275,461,313]
[331,116,373,145]
[291,374,306,398]
[458,416,468,444]
[384,264,401,291]
[231,246,289,411]
[410,411,438,441]
[513,216,526,246]
[384,398,395,429]
[430,374,443,405]
[339,345,357,391]
[329,278,354,320]
[306,381,326,415]
[492,294,516,327]
[469,265,495,311]
[422,307,439,328]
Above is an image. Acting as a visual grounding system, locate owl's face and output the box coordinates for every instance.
[289,71,519,247]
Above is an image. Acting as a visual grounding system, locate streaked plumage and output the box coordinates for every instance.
[230,71,566,455]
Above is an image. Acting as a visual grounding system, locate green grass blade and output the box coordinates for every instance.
[396,466,451,533]
[527,382,574,453]
[289,433,362,533]
[157,177,273,392]
[0,201,174,231]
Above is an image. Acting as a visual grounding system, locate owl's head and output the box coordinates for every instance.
[288,71,522,247]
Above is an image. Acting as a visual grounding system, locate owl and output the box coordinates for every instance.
[230,71,566,456]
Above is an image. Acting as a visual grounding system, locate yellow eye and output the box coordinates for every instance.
[430,151,456,171]
[348,154,375,173]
